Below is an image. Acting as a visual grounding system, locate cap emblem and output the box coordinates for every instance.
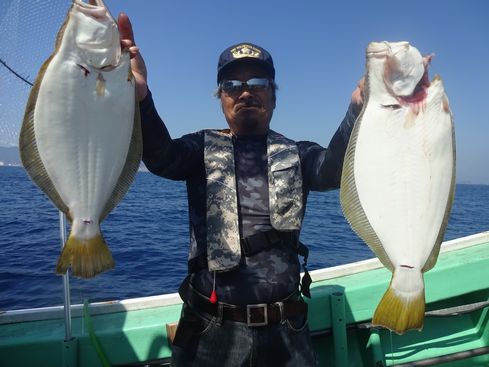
[230,44,261,59]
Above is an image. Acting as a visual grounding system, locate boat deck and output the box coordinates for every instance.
[1,232,489,366]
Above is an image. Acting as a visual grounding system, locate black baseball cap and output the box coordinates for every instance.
[217,42,275,84]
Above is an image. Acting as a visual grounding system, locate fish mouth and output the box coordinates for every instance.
[397,68,430,104]
[367,41,410,58]
[380,42,430,102]
[75,0,107,8]
[74,0,111,19]
[72,0,120,69]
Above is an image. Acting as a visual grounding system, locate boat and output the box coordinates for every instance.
[1,231,489,366]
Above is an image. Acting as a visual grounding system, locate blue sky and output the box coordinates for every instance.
[2,0,488,184]
[111,0,488,184]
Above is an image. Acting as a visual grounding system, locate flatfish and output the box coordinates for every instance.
[19,0,142,278]
[340,41,455,334]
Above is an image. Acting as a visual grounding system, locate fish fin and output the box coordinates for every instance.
[53,5,75,53]
[340,93,394,271]
[100,94,142,221]
[56,233,115,278]
[372,267,425,335]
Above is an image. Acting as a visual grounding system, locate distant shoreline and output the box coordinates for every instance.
[1,165,487,186]
[0,164,149,173]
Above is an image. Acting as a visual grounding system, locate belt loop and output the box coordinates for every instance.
[276,301,285,323]
[216,303,224,326]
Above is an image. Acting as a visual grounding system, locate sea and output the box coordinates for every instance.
[1,166,488,311]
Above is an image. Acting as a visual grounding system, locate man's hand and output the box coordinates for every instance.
[351,77,364,115]
[118,12,148,102]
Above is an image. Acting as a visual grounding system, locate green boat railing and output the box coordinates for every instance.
[2,232,489,366]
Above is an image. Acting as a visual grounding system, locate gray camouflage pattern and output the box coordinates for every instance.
[205,129,303,272]
[205,130,241,272]
[267,130,303,230]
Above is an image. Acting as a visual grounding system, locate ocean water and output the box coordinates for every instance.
[1,166,488,310]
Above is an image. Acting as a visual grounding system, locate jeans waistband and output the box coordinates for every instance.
[179,276,307,327]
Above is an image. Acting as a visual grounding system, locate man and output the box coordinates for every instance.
[119,13,363,367]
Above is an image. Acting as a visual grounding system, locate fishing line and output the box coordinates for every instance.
[0,0,70,147]
[0,58,34,86]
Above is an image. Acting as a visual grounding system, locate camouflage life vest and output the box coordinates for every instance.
[204,129,303,272]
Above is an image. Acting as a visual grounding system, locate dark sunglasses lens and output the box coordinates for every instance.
[247,78,269,90]
[221,78,270,93]
[221,80,242,92]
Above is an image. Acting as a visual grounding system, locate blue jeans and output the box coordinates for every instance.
[170,303,317,367]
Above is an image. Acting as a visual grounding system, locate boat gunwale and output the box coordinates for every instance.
[310,230,489,281]
[1,230,488,325]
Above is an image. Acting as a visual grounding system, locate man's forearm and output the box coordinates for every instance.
[302,104,359,191]
[139,89,174,174]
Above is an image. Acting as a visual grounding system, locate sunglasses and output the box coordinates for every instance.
[220,78,270,93]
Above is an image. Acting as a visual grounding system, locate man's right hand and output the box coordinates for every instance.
[350,77,364,115]
[118,12,148,102]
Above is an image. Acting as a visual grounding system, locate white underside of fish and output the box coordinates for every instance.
[353,79,454,269]
[20,1,141,278]
[340,41,455,334]
[34,52,135,239]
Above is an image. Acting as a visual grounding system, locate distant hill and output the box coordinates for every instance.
[0,146,21,166]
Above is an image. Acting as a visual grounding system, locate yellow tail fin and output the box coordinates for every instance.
[372,267,425,335]
[56,233,115,278]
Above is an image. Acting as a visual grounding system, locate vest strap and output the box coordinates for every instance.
[241,229,282,256]
[241,230,312,298]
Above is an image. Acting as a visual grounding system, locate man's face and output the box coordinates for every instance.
[219,63,276,136]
